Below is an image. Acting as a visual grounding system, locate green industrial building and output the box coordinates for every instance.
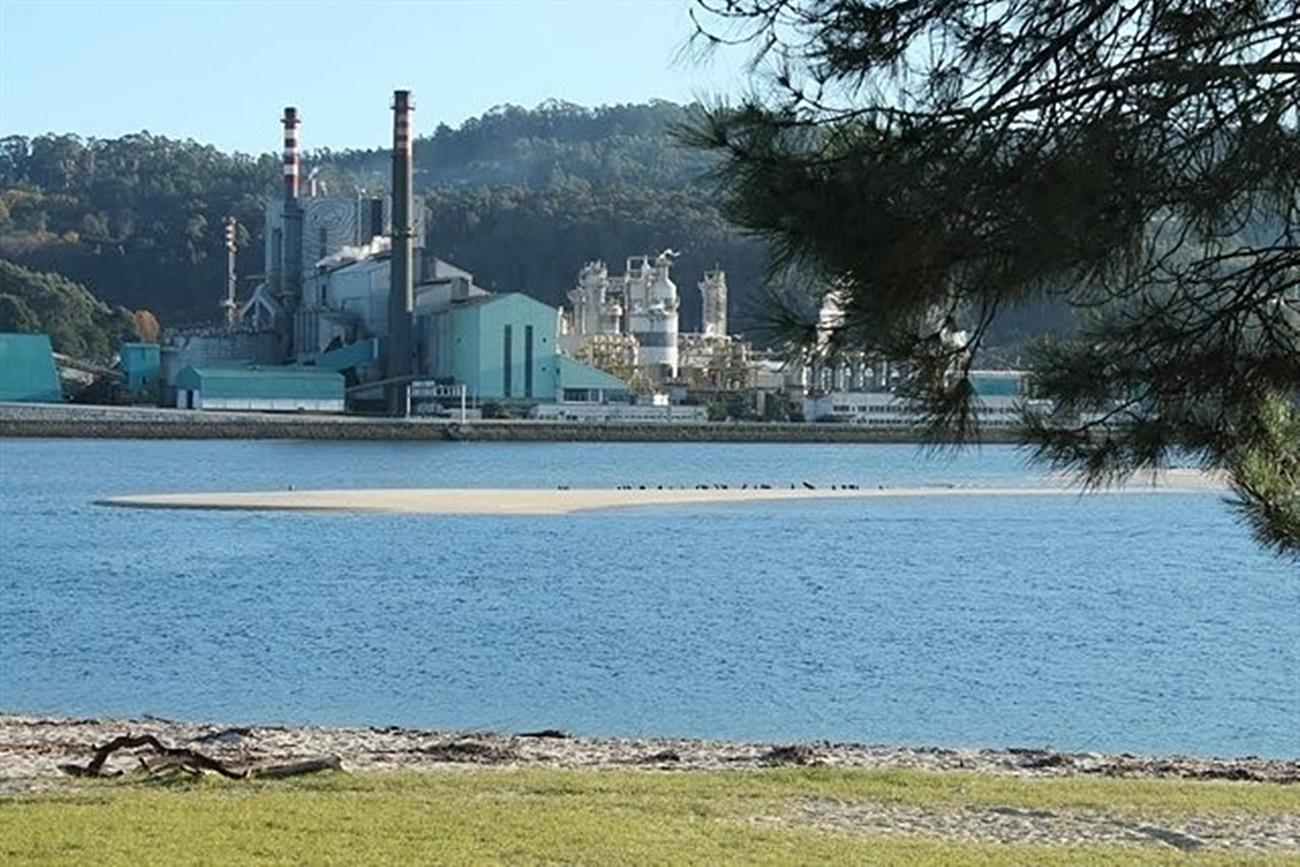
[0,333,62,402]
[420,293,630,404]
[174,365,345,412]
[423,293,561,402]
[119,342,161,403]
[554,355,629,403]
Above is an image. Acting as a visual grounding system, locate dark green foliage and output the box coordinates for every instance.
[425,180,767,332]
[314,100,719,192]
[690,0,1300,556]
[0,100,1076,346]
[0,133,277,321]
[0,259,136,360]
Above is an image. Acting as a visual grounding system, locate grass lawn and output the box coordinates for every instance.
[2,767,1296,865]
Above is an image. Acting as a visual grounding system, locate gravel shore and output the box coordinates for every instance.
[2,713,1295,791]
[6,714,1296,853]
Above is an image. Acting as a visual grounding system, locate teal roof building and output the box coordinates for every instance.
[0,333,62,402]
[420,293,633,403]
[555,354,629,402]
[120,342,161,401]
[423,293,562,402]
[174,365,345,412]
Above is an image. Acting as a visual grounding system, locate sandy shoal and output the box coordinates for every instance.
[97,472,1225,515]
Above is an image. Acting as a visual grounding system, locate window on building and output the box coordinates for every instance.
[503,325,513,397]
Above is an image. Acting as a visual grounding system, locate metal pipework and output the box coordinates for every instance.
[387,89,415,415]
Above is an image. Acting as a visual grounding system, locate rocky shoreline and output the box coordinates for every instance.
[2,714,1295,793]
[0,403,1019,443]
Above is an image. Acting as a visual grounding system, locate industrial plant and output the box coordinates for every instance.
[0,87,1033,429]
[120,90,651,419]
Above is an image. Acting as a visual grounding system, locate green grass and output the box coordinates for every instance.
[2,767,1296,865]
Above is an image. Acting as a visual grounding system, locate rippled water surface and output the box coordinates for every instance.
[1,439,1295,757]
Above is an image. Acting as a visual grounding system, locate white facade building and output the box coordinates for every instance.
[803,371,1040,427]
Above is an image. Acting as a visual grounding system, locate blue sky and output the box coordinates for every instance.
[1,0,749,154]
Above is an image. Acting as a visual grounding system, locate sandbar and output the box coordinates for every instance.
[97,474,1224,515]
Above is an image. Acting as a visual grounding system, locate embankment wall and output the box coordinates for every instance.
[0,404,1020,444]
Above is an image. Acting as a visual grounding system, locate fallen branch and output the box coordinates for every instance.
[250,756,343,778]
[57,733,345,781]
[60,734,246,779]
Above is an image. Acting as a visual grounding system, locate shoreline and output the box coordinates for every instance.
[2,713,1295,793]
[0,403,1020,443]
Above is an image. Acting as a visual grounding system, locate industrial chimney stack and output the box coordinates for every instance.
[387,89,415,415]
[222,216,238,330]
[281,107,304,304]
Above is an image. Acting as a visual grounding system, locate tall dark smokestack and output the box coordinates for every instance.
[281,107,303,305]
[387,89,415,415]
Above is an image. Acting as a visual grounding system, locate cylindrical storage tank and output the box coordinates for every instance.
[632,255,679,378]
[699,269,727,337]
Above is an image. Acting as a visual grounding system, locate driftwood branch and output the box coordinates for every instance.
[57,733,342,780]
[60,734,247,779]
[249,756,343,778]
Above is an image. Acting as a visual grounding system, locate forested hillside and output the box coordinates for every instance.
[0,260,139,359]
[0,100,1069,347]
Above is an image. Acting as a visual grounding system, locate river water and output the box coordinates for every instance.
[0,439,1295,757]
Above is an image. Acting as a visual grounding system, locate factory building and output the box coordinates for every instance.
[174,366,345,412]
[625,253,680,379]
[157,329,287,406]
[151,91,634,417]
[119,342,161,403]
[0,333,61,402]
[533,358,707,422]
[559,253,798,419]
[419,292,561,402]
[803,370,1039,427]
[266,196,423,306]
[563,252,683,383]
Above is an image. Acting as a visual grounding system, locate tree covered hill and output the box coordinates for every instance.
[320,100,717,191]
[1,101,768,334]
[0,99,1066,345]
[0,259,138,360]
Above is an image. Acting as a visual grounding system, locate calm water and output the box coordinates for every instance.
[0,439,1295,758]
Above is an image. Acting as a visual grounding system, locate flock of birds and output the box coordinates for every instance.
[553,482,866,491]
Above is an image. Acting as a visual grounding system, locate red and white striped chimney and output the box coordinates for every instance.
[281,106,300,201]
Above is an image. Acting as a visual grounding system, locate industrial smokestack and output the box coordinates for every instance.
[387,89,415,415]
[282,107,301,200]
[222,216,238,330]
[281,107,303,305]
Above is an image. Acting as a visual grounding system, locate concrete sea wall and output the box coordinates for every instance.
[0,403,1021,444]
